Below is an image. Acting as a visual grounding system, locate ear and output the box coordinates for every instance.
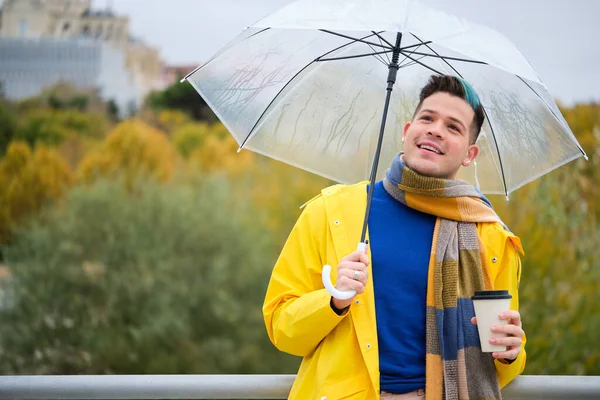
[462,144,479,167]
[402,122,411,142]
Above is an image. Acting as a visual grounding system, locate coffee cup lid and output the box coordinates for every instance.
[471,290,512,300]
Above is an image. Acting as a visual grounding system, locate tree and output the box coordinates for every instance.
[145,80,215,122]
[0,101,18,155]
[11,109,109,171]
[77,120,177,186]
[17,111,68,148]
[17,82,110,117]
[490,103,600,375]
[106,99,120,122]
[141,109,193,135]
[172,122,210,158]
[186,127,256,178]
[0,141,73,251]
[1,177,299,375]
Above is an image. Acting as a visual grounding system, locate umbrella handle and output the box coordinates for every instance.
[322,242,367,300]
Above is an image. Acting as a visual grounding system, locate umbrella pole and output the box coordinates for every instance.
[360,32,403,244]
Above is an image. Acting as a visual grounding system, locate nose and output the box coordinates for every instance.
[427,120,447,139]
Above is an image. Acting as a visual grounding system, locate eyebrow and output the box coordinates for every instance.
[419,109,467,132]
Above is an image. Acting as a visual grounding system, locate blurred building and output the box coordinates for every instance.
[158,64,198,87]
[0,0,165,110]
[0,36,139,113]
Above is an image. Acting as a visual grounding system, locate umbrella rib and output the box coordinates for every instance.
[237,61,316,151]
[516,76,588,159]
[399,51,445,76]
[315,31,387,62]
[367,41,392,66]
[480,107,509,197]
[372,31,395,48]
[319,29,393,50]
[404,50,488,65]
[400,41,433,51]
[321,29,391,66]
[182,28,271,81]
[410,33,509,196]
[399,54,428,69]
[398,43,425,68]
[317,50,393,62]
[372,31,393,63]
[238,32,385,151]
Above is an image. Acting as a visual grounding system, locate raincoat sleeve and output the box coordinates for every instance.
[492,233,527,388]
[263,195,347,357]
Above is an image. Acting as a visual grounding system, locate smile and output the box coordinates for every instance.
[418,144,444,155]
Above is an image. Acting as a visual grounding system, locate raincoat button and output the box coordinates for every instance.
[355,300,360,304]
[492,257,498,263]
[321,397,327,400]
[334,221,340,225]
[366,344,371,349]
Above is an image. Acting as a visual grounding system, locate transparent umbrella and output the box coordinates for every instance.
[182,0,587,297]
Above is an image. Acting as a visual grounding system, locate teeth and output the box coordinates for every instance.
[420,145,441,154]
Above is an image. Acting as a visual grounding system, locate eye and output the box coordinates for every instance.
[421,115,433,121]
[448,124,460,132]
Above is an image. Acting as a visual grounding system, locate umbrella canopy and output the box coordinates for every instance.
[183,0,586,196]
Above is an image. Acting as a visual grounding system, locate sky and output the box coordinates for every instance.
[94,0,600,105]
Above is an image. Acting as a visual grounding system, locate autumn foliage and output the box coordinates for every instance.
[78,120,177,185]
[0,83,598,376]
[0,141,73,245]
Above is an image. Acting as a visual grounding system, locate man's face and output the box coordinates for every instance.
[402,92,479,180]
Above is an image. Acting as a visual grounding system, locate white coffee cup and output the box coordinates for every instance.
[471,290,512,353]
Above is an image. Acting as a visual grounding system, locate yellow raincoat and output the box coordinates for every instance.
[263,181,526,400]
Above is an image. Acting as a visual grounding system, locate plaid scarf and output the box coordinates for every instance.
[383,153,503,400]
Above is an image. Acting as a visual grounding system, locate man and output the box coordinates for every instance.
[263,75,526,400]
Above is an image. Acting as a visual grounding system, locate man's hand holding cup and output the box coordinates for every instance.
[471,290,525,362]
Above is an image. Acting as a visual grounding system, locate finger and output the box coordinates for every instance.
[358,251,371,266]
[492,348,520,360]
[353,269,369,285]
[491,324,524,337]
[341,250,368,263]
[338,268,369,286]
[340,251,371,267]
[338,268,359,282]
[339,261,369,272]
[499,310,521,324]
[490,336,522,348]
[347,277,365,294]
[338,263,369,280]
[471,317,477,325]
[338,263,368,277]
[355,282,365,294]
[336,276,366,293]
[334,276,352,292]
[356,264,369,280]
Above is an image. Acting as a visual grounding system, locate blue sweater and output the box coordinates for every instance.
[368,181,436,394]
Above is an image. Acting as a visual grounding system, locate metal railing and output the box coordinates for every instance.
[0,375,599,399]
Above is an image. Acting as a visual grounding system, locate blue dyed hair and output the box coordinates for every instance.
[458,77,482,112]
[414,75,485,143]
